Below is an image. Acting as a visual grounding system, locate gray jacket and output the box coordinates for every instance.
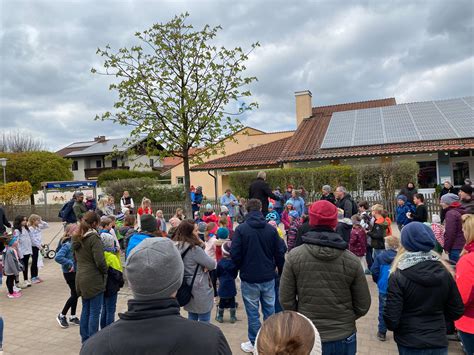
[3,248,23,276]
[176,242,217,314]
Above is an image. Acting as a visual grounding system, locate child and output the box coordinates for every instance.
[28,214,48,284]
[105,215,121,252]
[336,208,353,244]
[370,235,400,342]
[281,201,293,232]
[266,203,281,225]
[167,217,181,239]
[193,211,204,224]
[396,195,414,231]
[2,236,23,298]
[215,241,238,323]
[215,221,230,263]
[85,194,97,211]
[381,210,393,237]
[204,223,218,299]
[268,220,284,239]
[119,215,136,250]
[236,198,247,224]
[173,208,185,221]
[197,222,207,242]
[368,205,389,259]
[219,206,234,237]
[55,224,80,328]
[137,198,153,219]
[349,215,368,273]
[203,204,219,225]
[13,215,32,287]
[156,210,167,234]
[286,210,301,252]
[431,214,445,254]
[407,193,428,223]
[358,201,373,270]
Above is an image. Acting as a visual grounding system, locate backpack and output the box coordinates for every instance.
[58,201,69,218]
[378,264,391,295]
[176,246,200,307]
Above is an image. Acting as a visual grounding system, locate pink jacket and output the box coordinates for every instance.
[281,211,290,230]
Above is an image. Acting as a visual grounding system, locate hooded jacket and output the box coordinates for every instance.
[383,261,464,349]
[336,219,352,244]
[443,203,466,252]
[461,196,474,214]
[279,227,371,342]
[231,211,286,284]
[455,242,474,334]
[367,217,388,249]
[349,226,367,257]
[80,298,231,355]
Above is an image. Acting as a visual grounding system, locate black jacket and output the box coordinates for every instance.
[0,207,11,234]
[400,187,417,204]
[81,298,231,355]
[336,221,352,244]
[105,267,124,297]
[320,193,336,205]
[294,221,311,248]
[336,194,355,218]
[383,261,464,349]
[411,204,428,223]
[440,186,459,197]
[248,178,279,214]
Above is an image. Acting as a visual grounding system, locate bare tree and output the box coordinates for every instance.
[0,130,46,152]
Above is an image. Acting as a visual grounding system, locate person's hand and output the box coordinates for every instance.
[69,266,74,272]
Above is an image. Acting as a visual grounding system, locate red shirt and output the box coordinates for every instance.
[137,207,153,216]
[455,242,474,333]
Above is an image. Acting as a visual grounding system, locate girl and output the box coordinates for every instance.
[28,214,48,284]
[2,236,23,298]
[13,215,32,287]
[215,241,238,323]
[286,210,301,252]
[202,204,219,225]
[137,198,153,229]
[155,210,167,234]
[281,201,293,231]
[174,220,216,322]
[431,214,445,254]
[173,208,185,221]
[349,215,368,273]
[219,206,234,237]
[119,215,136,250]
[72,211,108,343]
[55,224,80,328]
[204,223,218,299]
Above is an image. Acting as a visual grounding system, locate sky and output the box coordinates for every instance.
[1,0,473,151]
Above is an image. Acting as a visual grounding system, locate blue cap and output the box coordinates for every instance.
[401,222,436,252]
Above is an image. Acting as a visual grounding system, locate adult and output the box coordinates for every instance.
[191,186,203,214]
[283,184,293,203]
[383,222,464,354]
[80,238,231,355]
[287,190,305,218]
[441,180,459,197]
[0,206,11,235]
[400,182,417,204]
[174,220,216,322]
[72,211,108,343]
[120,191,134,214]
[459,184,474,214]
[73,192,87,222]
[219,189,238,222]
[441,193,466,263]
[59,194,78,224]
[335,186,356,219]
[320,185,336,205]
[280,200,371,355]
[231,198,286,353]
[126,215,159,257]
[248,171,281,215]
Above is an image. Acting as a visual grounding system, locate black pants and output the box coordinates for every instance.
[31,246,39,279]
[21,254,31,281]
[62,272,78,316]
[209,270,218,297]
[366,245,374,269]
[6,275,15,294]
[219,297,236,309]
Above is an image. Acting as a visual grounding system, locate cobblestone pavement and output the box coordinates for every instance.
[0,223,464,354]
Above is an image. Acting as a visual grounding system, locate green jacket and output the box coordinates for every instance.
[279,227,371,342]
[73,201,87,221]
[73,229,108,299]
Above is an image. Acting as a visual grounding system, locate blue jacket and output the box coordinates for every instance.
[370,249,397,295]
[396,203,415,226]
[191,192,203,212]
[126,233,153,258]
[55,240,76,273]
[231,211,286,283]
[287,197,305,217]
[216,257,238,298]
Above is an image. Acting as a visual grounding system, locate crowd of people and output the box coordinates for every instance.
[0,174,473,355]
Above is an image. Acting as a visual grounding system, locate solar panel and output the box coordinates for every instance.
[320,96,474,149]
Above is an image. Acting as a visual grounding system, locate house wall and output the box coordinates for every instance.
[125,154,162,171]
[72,158,86,181]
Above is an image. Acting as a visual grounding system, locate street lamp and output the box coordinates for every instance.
[0,158,7,185]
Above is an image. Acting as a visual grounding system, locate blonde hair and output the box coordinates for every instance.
[141,197,151,208]
[219,215,228,228]
[98,197,108,211]
[371,204,384,214]
[390,246,454,276]
[461,214,474,256]
[28,214,41,226]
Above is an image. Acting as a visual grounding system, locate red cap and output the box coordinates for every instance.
[309,200,338,230]
[287,184,294,189]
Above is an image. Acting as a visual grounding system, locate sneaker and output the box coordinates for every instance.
[241,341,255,353]
[377,332,386,341]
[24,280,32,287]
[69,316,80,326]
[15,282,26,289]
[56,314,69,329]
[13,285,22,293]
[7,292,21,299]
[31,277,42,284]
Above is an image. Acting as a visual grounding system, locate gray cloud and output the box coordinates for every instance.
[0,0,472,151]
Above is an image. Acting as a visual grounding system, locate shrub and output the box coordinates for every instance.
[103,178,185,203]
[97,170,167,185]
[0,181,33,205]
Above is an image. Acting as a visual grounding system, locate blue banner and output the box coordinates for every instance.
[45,181,97,189]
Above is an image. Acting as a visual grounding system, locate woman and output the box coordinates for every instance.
[173,219,216,322]
[287,190,305,218]
[456,214,474,355]
[72,211,108,343]
[383,222,464,355]
[441,193,467,263]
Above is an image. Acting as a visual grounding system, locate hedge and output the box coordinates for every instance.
[103,178,185,203]
[0,181,33,205]
[97,170,167,185]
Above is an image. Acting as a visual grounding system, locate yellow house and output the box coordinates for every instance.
[163,127,293,199]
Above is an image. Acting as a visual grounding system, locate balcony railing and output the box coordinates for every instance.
[84,166,130,180]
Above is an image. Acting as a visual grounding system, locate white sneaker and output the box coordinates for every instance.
[13,285,22,293]
[241,341,255,353]
[25,280,32,287]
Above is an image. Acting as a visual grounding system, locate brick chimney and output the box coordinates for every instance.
[295,90,312,127]
[94,136,106,142]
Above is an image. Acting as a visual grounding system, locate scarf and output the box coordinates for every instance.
[464,241,474,254]
[398,251,440,270]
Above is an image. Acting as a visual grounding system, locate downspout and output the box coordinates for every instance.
[207,169,218,202]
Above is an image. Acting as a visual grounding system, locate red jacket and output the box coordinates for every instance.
[443,203,466,252]
[203,212,219,226]
[455,242,474,333]
[349,226,367,257]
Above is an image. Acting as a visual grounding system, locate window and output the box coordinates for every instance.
[72,161,79,171]
[177,177,184,184]
[111,159,118,168]
[150,159,154,168]
[96,160,102,168]
[417,161,437,188]
[452,161,470,186]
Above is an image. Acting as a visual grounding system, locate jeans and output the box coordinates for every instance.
[274,276,283,313]
[459,330,474,355]
[397,345,448,355]
[241,279,275,345]
[61,272,78,316]
[80,292,104,343]
[449,249,461,263]
[378,293,387,334]
[100,293,118,329]
[188,311,211,322]
[322,332,357,355]
[0,316,3,347]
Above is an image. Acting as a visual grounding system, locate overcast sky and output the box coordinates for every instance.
[1,0,473,151]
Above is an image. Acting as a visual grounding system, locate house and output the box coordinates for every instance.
[56,136,163,181]
[162,127,294,199]
[192,91,474,192]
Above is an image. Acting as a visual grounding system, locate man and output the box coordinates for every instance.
[59,194,78,224]
[279,200,371,355]
[335,186,356,219]
[120,191,135,214]
[0,206,11,235]
[459,184,474,214]
[440,180,459,197]
[126,214,159,257]
[191,186,203,214]
[231,198,286,353]
[320,185,336,205]
[81,238,231,355]
[248,171,281,215]
[73,192,88,222]
[220,189,238,221]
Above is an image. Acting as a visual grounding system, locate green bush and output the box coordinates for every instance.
[229,165,358,198]
[98,170,167,185]
[103,178,185,203]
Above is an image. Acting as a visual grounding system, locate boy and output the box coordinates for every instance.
[215,241,238,323]
[266,203,281,225]
[370,235,399,342]
[368,204,388,258]
[359,201,373,270]
[396,195,414,231]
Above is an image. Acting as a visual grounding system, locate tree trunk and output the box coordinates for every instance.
[30,194,35,205]
[182,150,192,219]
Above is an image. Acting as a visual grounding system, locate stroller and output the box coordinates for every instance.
[41,227,64,259]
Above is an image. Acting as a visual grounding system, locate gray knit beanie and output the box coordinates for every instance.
[140,214,158,233]
[126,238,183,300]
[440,193,459,206]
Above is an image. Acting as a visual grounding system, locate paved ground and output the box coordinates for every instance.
[0,223,465,354]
